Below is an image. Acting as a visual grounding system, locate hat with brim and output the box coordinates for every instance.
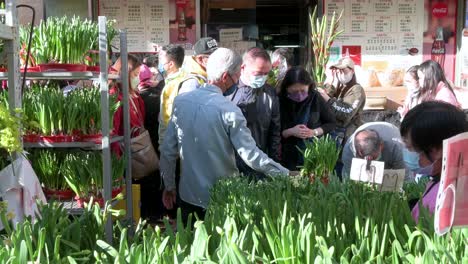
[330,57,355,70]
[194,37,218,55]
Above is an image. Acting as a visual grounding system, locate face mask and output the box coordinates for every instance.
[288,91,308,102]
[249,75,267,89]
[403,149,420,171]
[131,76,140,90]
[338,72,353,84]
[223,84,237,96]
[158,62,166,76]
[413,162,434,176]
[406,83,419,92]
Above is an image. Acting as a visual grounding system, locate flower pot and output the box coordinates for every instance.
[320,177,329,185]
[70,130,83,142]
[309,175,329,186]
[81,132,116,144]
[80,134,103,143]
[75,188,122,208]
[75,196,104,208]
[43,188,74,200]
[23,134,40,143]
[86,65,100,72]
[20,66,41,72]
[112,186,123,197]
[38,63,87,72]
[40,135,73,143]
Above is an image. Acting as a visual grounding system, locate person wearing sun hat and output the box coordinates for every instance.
[179,37,219,93]
[317,57,366,144]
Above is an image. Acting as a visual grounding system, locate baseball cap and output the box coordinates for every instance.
[330,57,355,70]
[139,64,152,82]
[194,37,218,55]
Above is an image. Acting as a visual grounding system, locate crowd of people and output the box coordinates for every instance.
[107,37,467,224]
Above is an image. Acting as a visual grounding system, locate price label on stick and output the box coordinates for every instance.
[350,158,404,192]
[350,158,385,183]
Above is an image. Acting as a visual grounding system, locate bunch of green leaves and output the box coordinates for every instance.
[62,151,124,199]
[22,84,120,135]
[23,82,65,135]
[0,199,123,263]
[309,6,343,84]
[403,177,430,202]
[266,67,280,87]
[298,134,340,179]
[132,177,466,262]
[25,16,116,65]
[29,149,69,191]
[0,103,22,154]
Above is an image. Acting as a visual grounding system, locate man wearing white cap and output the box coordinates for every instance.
[317,57,366,145]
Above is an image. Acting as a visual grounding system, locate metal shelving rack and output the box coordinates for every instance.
[1,7,133,243]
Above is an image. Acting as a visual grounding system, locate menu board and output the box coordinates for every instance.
[325,0,424,88]
[99,0,170,52]
[100,0,198,52]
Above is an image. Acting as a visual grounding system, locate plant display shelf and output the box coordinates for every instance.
[24,136,124,150]
[0,72,120,80]
[1,16,132,243]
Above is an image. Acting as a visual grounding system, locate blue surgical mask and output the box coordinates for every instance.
[158,62,166,76]
[403,148,420,172]
[413,162,434,176]
[249,75,267,89]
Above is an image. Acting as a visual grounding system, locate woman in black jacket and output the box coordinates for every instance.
[279,67,337,171]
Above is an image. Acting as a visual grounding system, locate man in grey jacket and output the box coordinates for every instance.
[341,122,406,179]
[160,48,289,223]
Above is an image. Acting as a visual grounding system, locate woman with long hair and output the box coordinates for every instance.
[416,60,460,108]
[279,66,336,170]
[398,65,420,119]
[109,54,145,140]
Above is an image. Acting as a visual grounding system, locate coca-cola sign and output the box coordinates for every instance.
[432,3,448,18]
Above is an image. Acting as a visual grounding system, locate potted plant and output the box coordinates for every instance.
[63,151,124,208]
[298,135,341,184]
[21,16,117,72]
[29,150,74,200]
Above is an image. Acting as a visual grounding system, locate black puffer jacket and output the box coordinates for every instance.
[228,80,281,179]
[229,80,281,161]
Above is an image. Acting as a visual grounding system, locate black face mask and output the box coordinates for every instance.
[223,83,238,96]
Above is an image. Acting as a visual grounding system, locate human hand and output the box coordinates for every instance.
[162,189,177,209]
[317,88,330,102]
[303,127,317,138]
[290,124,310,139]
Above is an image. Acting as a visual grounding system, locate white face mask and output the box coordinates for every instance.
[338,73,353,84]
[249,75,267,89]
[131,76,140,90]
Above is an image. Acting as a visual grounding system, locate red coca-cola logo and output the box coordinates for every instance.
[432,3,448,18]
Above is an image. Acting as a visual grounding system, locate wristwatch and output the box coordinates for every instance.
[314,129,319,136]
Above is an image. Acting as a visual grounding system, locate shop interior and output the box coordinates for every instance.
[201,0,314,65]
